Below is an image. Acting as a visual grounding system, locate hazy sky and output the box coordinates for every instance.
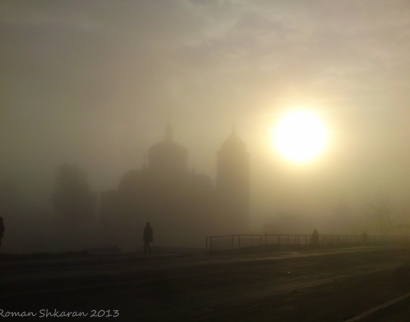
[1,0,410,220]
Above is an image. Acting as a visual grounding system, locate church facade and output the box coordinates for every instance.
[99,123,250,250]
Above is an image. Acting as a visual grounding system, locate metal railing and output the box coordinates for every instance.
[205,234,410,252]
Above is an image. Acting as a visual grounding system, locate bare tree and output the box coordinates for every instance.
[51,164,96,229]
[362,190,397,236]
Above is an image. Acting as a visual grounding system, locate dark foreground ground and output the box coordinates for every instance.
[1,246,410,321]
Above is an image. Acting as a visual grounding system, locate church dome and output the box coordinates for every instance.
[219,125,246,153]
[149,138,187,155]
[148,123,188,172]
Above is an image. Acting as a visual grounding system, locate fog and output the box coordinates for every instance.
[1,1,410,252]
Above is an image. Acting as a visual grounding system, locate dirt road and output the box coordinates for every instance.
[1,246,410,321]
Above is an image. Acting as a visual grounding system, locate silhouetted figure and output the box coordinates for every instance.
[143,222,153,255]
[311,229,319,245]
[0,217,4,247]
[361,231,368,243]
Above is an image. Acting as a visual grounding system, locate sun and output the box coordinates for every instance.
[273,110,328,163]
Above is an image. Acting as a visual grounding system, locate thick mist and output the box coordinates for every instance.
[1,1,410,253]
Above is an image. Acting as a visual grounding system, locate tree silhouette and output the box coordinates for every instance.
[362,190,396,236]
[51,164,96,228]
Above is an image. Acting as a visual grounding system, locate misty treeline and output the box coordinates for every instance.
[1,166,410,253]
[362,190,410,236]
[267,190,410,237]
[51,164,96,228]
[0,164,98,253]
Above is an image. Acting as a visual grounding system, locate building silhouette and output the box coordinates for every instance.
[216,124,250,234]
[99,123,250,250]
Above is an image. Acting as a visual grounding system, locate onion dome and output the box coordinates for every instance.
[148,122,188,172]
[219,124,246,154]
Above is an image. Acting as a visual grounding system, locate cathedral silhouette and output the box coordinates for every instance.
[99,123,250,250]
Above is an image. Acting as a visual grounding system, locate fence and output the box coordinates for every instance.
[205,234,410,252]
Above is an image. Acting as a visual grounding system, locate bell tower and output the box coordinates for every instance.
[148,122,188,173]
[216,125,250,233]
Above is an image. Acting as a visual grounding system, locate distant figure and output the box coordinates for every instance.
[361,231,368,243]
[311,229,319,245]
[143,222,153,255]
[0,217,4,247]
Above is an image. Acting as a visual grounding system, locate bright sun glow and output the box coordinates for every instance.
[273,110,328,163]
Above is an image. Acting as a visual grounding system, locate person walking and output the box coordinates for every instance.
[361,231,368,243]
[143,222,153,255]
[311,229,319,245]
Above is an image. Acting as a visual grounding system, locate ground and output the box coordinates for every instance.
[1,246,410,321]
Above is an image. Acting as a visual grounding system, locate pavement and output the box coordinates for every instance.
[2,245,410,321]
